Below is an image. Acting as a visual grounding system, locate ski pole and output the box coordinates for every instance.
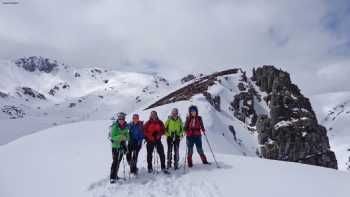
[204,133,220,168]
[122,154,127,180]
[153,148,157,174]
[156,150,160,173]
[183,146,188,174]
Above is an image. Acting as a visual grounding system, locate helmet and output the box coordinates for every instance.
[117,112,126,120]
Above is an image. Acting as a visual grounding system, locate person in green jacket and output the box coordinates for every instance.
[165,108,184,170]
[109,112,129,183]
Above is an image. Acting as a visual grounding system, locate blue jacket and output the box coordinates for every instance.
[128,121,144,143]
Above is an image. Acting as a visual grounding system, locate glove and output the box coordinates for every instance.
[152,131,160,138]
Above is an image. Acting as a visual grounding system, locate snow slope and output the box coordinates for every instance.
[1,120,349,197]
[311,91,350,171]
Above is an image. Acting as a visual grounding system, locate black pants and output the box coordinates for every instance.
[110,148,124,180]
[146,140,166,170]
[166,135,180,168]
[126,140,142,173]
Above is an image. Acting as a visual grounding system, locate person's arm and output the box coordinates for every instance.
[143,121,150,141]
[124,127,130,141]
[164,119,170,136]
[184,117,189,131]
[179,118,184,137]
[139,121,145,139]
[159,121,165,135]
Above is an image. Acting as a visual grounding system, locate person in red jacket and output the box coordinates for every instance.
[184,105,210,167]
[143,111,169,174]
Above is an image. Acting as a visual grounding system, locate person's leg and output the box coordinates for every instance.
[129,141,137,173]
[117,150,124,176]
[133,143,142,174]
[173,136,180,169]
[155,140,166,170]
[166,136,173,169]
[110,148,118,181]
[194,136,208,164]
[126,141,133,165]
[110,148,122,181]
[146,142,155,171]
[186,137,195,167]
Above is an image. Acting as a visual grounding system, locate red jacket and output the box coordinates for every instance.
[184,116,205,137]
[143,119,165,142]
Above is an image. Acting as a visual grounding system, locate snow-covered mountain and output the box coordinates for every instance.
[1,57,349,197]
[0,56,172,144]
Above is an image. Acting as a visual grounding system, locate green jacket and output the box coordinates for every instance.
[111,122,129,149]
[165,116,184,137]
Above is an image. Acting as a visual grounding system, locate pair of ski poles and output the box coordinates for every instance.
[153,148,160,174]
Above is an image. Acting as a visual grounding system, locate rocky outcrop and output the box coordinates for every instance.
[253,65,337,169]
[17,87,46,100]
[203,92,221,111]
[231,72,261,126]
[1,105,25,119]
[15,56,59,73]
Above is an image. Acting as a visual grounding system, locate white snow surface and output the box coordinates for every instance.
[1,120,349,197]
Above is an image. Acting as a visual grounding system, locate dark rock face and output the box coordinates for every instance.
[203,92,221,111]
[228,125,237,141]
[69,103,76,108]
[231,72,261,126]
[254,65,337,169]
[181,74,196,84]
[15,56,59,73]
[18,87,46,100]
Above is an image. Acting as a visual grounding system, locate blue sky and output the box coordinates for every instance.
[0,0,350,95]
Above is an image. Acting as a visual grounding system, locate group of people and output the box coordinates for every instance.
[108,105,210,183]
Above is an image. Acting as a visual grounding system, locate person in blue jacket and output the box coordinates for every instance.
[126,113,144,175]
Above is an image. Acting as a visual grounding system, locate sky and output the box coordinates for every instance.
[0,0,350,96]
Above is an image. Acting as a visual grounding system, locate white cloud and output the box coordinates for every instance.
[0,0,349,95]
